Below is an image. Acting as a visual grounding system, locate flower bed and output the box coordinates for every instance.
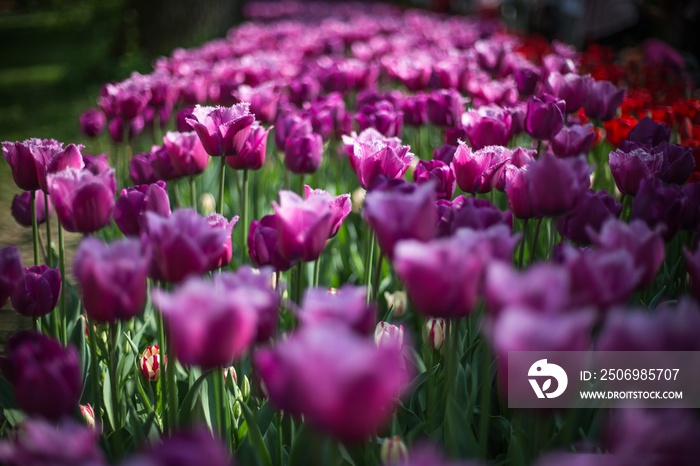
[1,1,700,465]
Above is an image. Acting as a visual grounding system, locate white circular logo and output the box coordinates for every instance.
[528,358,568,399]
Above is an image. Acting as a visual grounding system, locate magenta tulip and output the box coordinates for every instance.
[298,286,375,335]
[254,324,410,442]
[11,190,51,227]
[273,190,335,262]
[413,159,455,200]
[73,237,150,323]
[185,103,255,157]
[453,143,509,194]
[248,214,295,272]
[113,181,171,237]
[10,265,61,318]
[152,275,259,368]
[342,129,413,190]
[2,138,63,191]
[162,131,209,176]
[206,213,239,270]
[47,167,116,234]
[0,246,25,308]
[583,79,625,121]
[304,185,351,237]
[225,123,272,170]
[525,94,565,140]
[79,108,106,138]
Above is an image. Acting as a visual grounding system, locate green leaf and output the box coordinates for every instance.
[178,368,213,425]
[239,401,273,466]
[0,376,16,409]
[103,369,116,431]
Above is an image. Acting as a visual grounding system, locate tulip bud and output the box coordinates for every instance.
[232,400,242,420]
[241,375,251,401]
[141,345,164,382]
[374,322,405,350]
[422,318,446,350]
[80,404,96,429]
[384,291,407,317]
[381,436,409,465]
[199,193,216,216]
[223,366,238,385]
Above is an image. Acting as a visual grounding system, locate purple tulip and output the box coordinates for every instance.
[604,407,700,465]
[234,82,279,124]
[113,181,171,237]
[130,150,159,185]
[514,64,541,96]
[355,100,403,138]
[79,108,107,138]
[401,93,428,127]
[185,103,255,157]
[288,75,321,107]
[504,166,537,219]
[107,116,145,143]
[490,307,596,384]
[433,143,458,164]
[298,286,375,336]
[496,147,536,190]
[150,144,180,181]
[101,80,151,120]
[413,159,455,200]
[426,89,464,127]
[462,105,513,150]
[122,429,232,466]
[453,144,509,194]
[2,138,63,191]
[583,79,625,121]
[1,331,81,420]
[0,246,25,308]
[82,153,110,176]
[681,183,700,231]
[588,218,665,287]
[630,178,684,241]
[152,275,259,368]
[343,129,413,190]
[437,196,512,237]
[685,246,700,301]
[484,262,570,316]
[304,186,351,237]
[34,143,86,193]
[206,213,239,270]
[609,143,664,196]
[363,181,437,260]
[598,299,700,352]
[551,123,595,157]
[394,230,486,318]
[225,123,271,171]
[545,72,588,113]
[175,105,195,132]
[143,209,230,283]
[0,419,106,466]
[254,324,410,442]
[628,117,670,147]
[216,266,280,343]
[559,245,643,309]
[284,131,323,174]
[10,265,61,318]
[73,237,150,323]
[162,131,209,176]
[658,143,695,185]
[525,94,566,140]
[248,215,295,272]
[542,53,577,76]
[47,167,116,234]
[556,189,622,245]
[274,112,311,152]
[526,153,590,217]
[273,190,335,262]
[11,190,51,227]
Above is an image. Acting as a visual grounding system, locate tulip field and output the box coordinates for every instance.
[2,1,700,465]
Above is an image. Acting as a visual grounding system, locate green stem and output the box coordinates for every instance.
[167,345,178,431]
[213,368,226,440]
[536,140,543,158]
[518,219,528,268]
[58,223,66,346]
[31,190,39,265]
[44,191,51,266]
[88,318,102,429]
[218,157,226,214]
[156,312,169,432]
[313,256,321,288]
[277,412,284,466]
[531,218,543,264]
[372,252,384,302]
[242,169,249,264]
[109,323,121,431]
[479,343,493,458]
[363,234,375,303]
[190,176,197,213]
[293,261,303,305]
